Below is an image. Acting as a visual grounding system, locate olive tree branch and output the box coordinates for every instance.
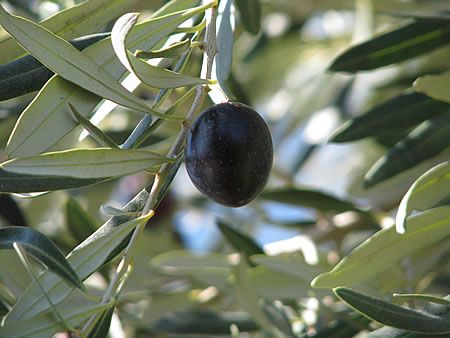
[81,2,218,334]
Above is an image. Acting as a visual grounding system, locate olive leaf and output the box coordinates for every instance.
[334,287,450,334]
[0,5,174,120]
[235,0,262,35]
[0,168,109,193]
[0,194,27,226]
[4,213,152,322]
[0,300,114,338]
[111,12,210,89]
[0,227,84,290]
[329,92,450,143]
[396,162,450,233]
[217,220,264,261]
[135,38,191,59]
[329,20,450,72]
[65,197,98,244]
[0,33,110,102]
[216,0,234,91]
[6,2,214,158]
[1,148,172,179]
[87,301,116,338]
[311,206,450,288]
[364,115,450,188]
[0,0,136,64]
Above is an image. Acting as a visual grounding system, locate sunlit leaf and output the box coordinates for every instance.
[0,5,172,118]
[0,168,108,193]
[396,162,450,233]
[6,2,213,158]
[136,38,191,59]
[216,0,234,94]
[414,68,450,104]
[4,213,152,321]
[0,299,113,338]
[334,287,450,333]
[0,0,135,64]
[329,20,450,72]
[111,12,210,89]
[0,227,84,290]
[364,116,450,187]
[0,33,110,102]
[1,148,171,178]
[312,207,450,288]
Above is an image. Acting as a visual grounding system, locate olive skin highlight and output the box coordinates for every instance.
[185,102,273,207]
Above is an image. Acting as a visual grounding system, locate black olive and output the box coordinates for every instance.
[185,102,273,207]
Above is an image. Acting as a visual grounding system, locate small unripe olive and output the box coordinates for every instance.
[185,102,273,207]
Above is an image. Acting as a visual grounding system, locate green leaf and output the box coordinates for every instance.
[0,6,173,120]
[0,0,136,64]
[393,293,450,307]
[329,20,450,72]
[235,0,261,35]
[6,2,213,158]
[0,299,113,338]
[87,301,116,338]
[334,287,450,333]
[311,207,450,288]
[0,227,84,290]
[0,32,110,102]
[65,197,97,244]
[1,148,171,178]
[260,187,363,213]
[135,38,191,59]
[217,221,264,261]
[364,116,450,187]
[396,162,450,233]
[112,12,210,89]
[414,68,450,104]
[329,92,450,143]
[68,103,119,148]
[4,213,152,321]
[151,309,259,334]
[0,168,109,193]
[216,0,234,94]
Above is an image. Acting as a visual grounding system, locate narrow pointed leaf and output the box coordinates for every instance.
[235,0,261,35]
[0,32,110,102]
[329,20,450,72]
[0,0,136,64]
[311,207,450,288]
[396,162,450,233]
[6,2,213,158]
[0,168,109,193]
[136,38,191,59]
[112,12,209,89]
[1,148,171,179]
[216,0,234,88]
[0,227,84,290]
[217,221,264,260]
[5,213,152,321]
[364,116,450,187]
[334,287,450,333]
[0,5,171,118]
[0,300,113,338]
[0,194,27,226]
[393,293,450,307]
[260,187,363,213]
[87,301,116,338]
[414,69,450,104]
[329,92,450,143]
[68,103,119,148]
[66,197,97,244]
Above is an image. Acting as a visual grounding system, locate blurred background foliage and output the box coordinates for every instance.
[0,0,449,337]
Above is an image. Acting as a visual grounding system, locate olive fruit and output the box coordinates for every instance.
[185,102,273,207]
